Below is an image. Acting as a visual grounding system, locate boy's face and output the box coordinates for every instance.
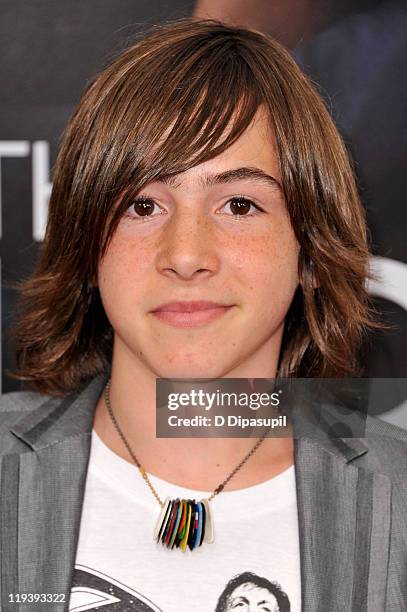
[98,108,300,379]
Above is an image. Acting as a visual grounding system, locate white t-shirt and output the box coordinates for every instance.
[69,429,301,612]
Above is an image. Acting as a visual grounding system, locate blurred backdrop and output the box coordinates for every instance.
[1,1,406,424]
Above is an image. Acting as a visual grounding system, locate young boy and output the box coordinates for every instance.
[1,18,406,612]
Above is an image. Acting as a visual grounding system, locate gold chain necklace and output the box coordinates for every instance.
[103,380,270,552]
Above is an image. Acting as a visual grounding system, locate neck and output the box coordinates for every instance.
[93,343,294,492]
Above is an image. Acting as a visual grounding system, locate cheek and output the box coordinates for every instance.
[97,238,152,308]
[232,228,299,295]
[233,228,299,331]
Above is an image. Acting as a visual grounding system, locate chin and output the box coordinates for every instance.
[155,360,226,380]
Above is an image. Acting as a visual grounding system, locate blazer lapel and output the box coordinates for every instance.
[2,375,107,612]
[295,436,392,612]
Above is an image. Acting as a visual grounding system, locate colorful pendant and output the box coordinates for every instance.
[154,497,214,551]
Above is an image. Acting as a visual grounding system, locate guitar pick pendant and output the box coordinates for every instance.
[104,380,270,554]
[154,497,214,551]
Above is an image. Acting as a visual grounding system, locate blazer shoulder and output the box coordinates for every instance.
[364,413,407,442]
[0,390,52,452]
[0,390,50,413]
[354,413,407,480]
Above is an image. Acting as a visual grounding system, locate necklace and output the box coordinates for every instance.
[103,380,270,552]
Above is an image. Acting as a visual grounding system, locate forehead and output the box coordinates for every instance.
[154,108,281,190]
[230,582,278,605]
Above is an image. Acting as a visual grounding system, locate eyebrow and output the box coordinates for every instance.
[160,166,282,191]
[231,596,249,604]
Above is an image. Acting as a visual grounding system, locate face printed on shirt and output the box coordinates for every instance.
[215,572,290,612]
[70,566,291,612]
[224,582,280,611]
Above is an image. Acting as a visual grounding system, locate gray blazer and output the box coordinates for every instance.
[0,373,406,611]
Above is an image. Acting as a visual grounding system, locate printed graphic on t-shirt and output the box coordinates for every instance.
[69,566,163,611]
[215,571,290,611]
[69,565,291,611]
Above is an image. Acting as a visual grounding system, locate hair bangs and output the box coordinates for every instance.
[102,43,264,251]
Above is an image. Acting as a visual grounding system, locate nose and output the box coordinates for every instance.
[155,205,220,281]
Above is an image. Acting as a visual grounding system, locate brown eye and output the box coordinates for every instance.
[225,197,262,216]
[131,197,156,216]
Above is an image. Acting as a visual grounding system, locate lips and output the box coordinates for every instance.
[151,300,232,313]
[150,301,235,328]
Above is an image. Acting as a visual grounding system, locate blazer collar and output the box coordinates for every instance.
[8,373,108,451]
[3,375,391,612]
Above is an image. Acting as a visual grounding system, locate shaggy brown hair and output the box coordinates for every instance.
[11,18,379,395]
